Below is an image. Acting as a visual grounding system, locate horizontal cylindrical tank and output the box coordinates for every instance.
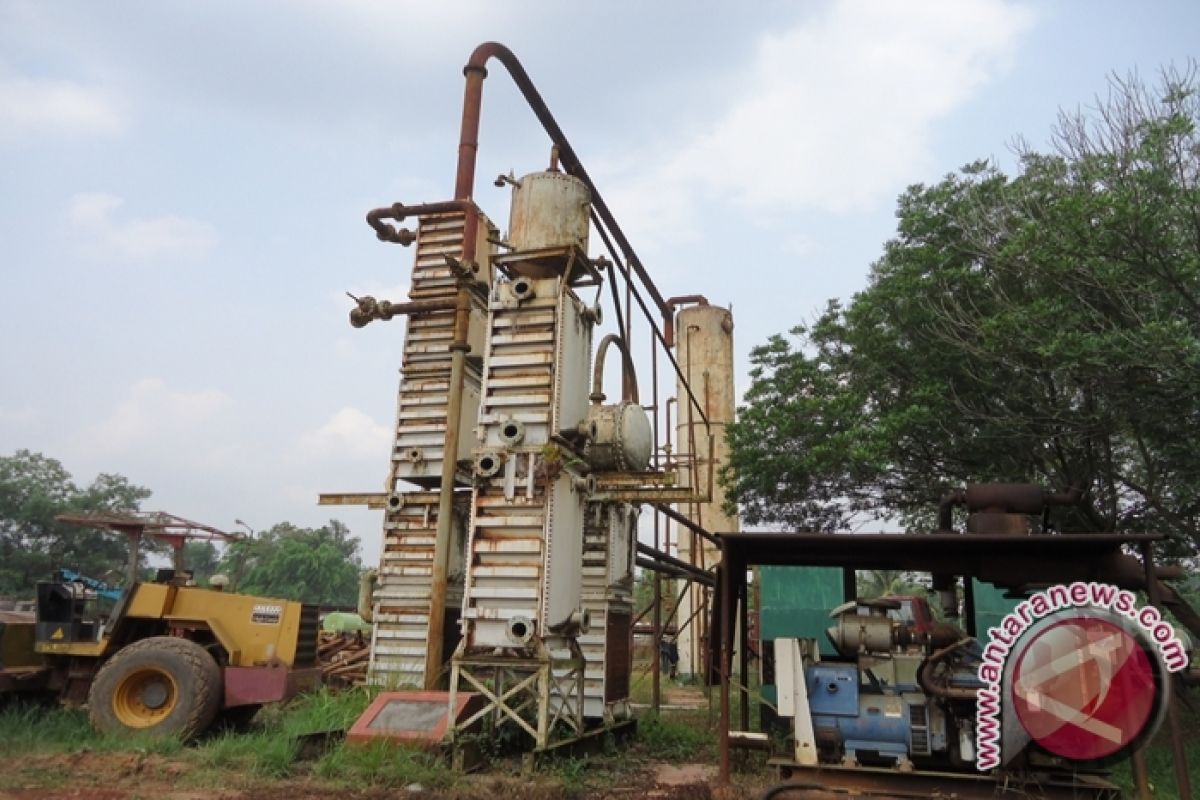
[587,403,653,472]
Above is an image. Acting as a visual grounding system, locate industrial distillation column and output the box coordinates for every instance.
[674,302,738,678]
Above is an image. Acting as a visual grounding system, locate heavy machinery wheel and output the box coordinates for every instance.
[88,636,222,740]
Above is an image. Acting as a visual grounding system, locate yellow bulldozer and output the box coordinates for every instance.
[0,512,321,739]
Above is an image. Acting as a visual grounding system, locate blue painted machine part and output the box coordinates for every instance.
[814,696,911,757]
[805,663,859,716]
[58,569,123,602]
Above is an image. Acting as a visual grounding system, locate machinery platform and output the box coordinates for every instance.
[766,759,1120,799]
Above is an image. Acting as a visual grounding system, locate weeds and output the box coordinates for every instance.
[548,756,589,798]
[0,704,93,752]
[267,684,376,736]
[635,712,715,761]
[196,730,298,777]
[315,739,456,789]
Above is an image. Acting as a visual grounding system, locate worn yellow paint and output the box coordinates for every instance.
[128,586,304,666]
[36,640,107,657]
[29,584,307,666]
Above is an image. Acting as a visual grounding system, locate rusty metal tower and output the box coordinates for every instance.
[325,42,722,753]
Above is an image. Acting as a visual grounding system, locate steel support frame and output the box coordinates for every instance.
[447,639,586,751]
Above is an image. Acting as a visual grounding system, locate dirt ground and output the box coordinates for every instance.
[0,750,759,800]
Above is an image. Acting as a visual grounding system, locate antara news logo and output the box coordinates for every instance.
[975,582,1188,771]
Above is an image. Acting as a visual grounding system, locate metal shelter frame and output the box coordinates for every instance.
[711,531,1192,800]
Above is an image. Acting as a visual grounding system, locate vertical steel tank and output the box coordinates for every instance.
[673,302,738,677]
[505,168,590,278]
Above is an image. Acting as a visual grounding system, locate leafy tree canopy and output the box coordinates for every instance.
[183,540,221,585]
[725,66,1200,555]
[220,520,363,607]
[0,450,151,597]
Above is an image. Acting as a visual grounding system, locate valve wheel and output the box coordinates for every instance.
[88,636,222,740]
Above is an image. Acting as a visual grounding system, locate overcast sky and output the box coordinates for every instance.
[2,1,1196,565]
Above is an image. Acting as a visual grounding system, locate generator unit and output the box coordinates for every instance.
[774,597,984,770]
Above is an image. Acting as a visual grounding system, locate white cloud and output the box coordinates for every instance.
[299,407,391,461]
[75,378,233,459]
[604,0,1033,243]
[0,66,125,144]
[68,193,219,262]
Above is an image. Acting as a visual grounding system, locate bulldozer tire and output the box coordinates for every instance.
[88,636,222,740]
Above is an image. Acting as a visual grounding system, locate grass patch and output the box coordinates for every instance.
[260,684,376,736]
[196,730,299,777]
[192,686,375,778]
[0,704,94,753]
[636,712,716,761]
[546,756,590,798]
[314,739,457,789]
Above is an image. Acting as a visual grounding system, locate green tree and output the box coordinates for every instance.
[856,570,926,600]
[182,540,222,585]
[725,66,1200,554]
[0,450,152,597]
[221,520,363,607]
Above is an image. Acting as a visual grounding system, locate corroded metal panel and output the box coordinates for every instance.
[370,492,467,688]
[389,212,493,489]
[460,276,593,651]
[578,503,636,719]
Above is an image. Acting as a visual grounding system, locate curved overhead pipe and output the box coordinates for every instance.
[591,334,638,405]
[455,42,668,319]
[455,41,711,437]
[367,200,478,244]
[663,295,709,348]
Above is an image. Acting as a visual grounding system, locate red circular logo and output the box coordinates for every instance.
[1010,614,1158,761]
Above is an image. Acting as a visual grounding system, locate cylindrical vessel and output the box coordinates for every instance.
[674,303,738,677]
[509,170,591,254]
[587,402,653,472]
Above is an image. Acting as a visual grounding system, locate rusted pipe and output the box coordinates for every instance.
[357,569,377,623]
[349,297,456,328]
[916,638,978,701]
[662,295,709,348]
[591,334,638,405]
[426,209,481,690]
[636,556,702,583]
[718,554,734,785]
[1045,486,1083,506]
[637,542,716,587]
[965,483,1049,514]
[652,502,720,547]
[455,42,669,318]
[937,489,965,532]
[367,200,477,243]
[939,483,1084,531]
